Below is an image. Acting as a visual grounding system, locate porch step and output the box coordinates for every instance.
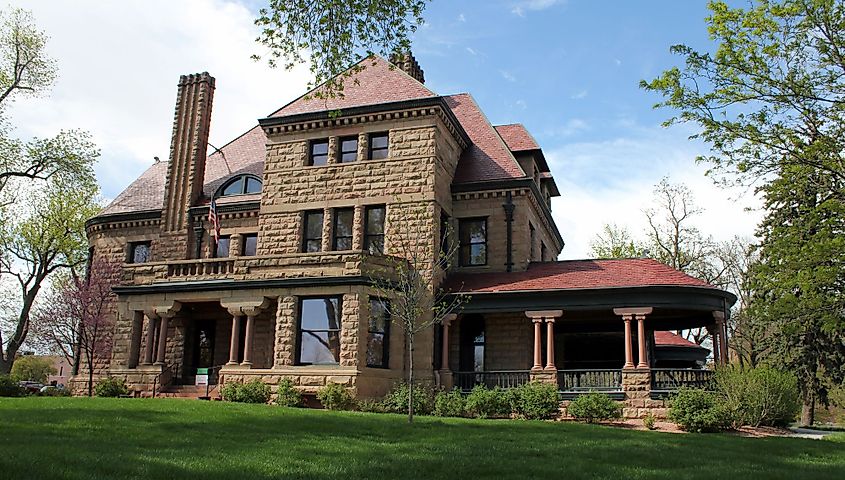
[158,385,220,400]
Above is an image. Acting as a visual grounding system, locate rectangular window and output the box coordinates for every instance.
[338,136,358,163]
[242,233,258,256]
[541,242,547,262]
[367,298,390,368]
[308,139,329,166]
[529,223,536,261]
[332,208,354,251]
[364,205,385,254]
[459,218,487,266]
[297,297,342,365]
[368,132,389,160]
[214,236,231,258]
[128,241,151,264]
[302,210,324,253]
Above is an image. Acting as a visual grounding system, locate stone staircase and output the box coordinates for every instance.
[158,384,221,400]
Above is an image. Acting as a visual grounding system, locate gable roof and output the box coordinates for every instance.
[654,331,705,349]
[495,124,540,152]
[444,258,714,293]
[270,56,437,117]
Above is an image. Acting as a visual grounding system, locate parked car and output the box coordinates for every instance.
[18,381,44,394]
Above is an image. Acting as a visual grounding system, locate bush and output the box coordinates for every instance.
[714,366,799,427]
[94,377,129,398]
[357,399,389,413]
[221,380,271,404]
[274,379,303,407]
[380,382,435,415]
[317,382,354,411]
[433,389,466,417]
[643,412,657,430]
[511,382,559,420]
[464,385,512,419]
[0,375,24,397]
[567,392,622,423]
[669,387,729,432]
[40,386,71,397]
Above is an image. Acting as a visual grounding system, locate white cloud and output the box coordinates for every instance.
[570,90,588,100]
[614,58,622,66]
[515,99,527,110]
[465,46,478,56]
[458,13,466,22]
[500,70,517,82]
[8,0,311,199]
[511,0,566,17]
[544,118,589,137]
[545,128,763,259]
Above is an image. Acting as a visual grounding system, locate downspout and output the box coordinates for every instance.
[503,191,514,272]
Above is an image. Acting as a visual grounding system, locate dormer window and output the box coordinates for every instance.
[218,175,261,197]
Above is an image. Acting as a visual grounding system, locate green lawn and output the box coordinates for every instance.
[1,398,843,479]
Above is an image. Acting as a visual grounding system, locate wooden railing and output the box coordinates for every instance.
[558,369,622,392]
[651,368,714,391]
[454,371,531,392]
[167,259,235,278]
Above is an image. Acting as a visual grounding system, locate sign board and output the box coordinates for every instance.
[195,368,209,386]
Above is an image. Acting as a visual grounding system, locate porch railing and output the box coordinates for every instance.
[558,369,622,392]
[651,368,714,391]
[454,371,531,392]
[167,259,235,278]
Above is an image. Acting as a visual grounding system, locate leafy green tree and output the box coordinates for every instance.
[254,0,429,98]
[589,223,643,259]
[10,354,55,383]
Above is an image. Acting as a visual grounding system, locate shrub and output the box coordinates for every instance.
[40,386,71,397]
[511,382,559,420]
[714,366,799,427]
[0,375,24,397]
[433,389,466,417]
[643,412,657,430]
[380,382,435,415]
[669,387,729,432]
[221,380,271,404]
[317,382,354,411]
[567,392,622,423]
[94,377,129,398]
[275,379,303,407]
[464,385,512,419]
[357,399,389,413]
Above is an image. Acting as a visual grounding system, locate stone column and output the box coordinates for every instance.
[614,307,653,370]
[154,315,170,365]
[141,313,158,366]
[227,314,242,366]
[439,314,457,390]
[242,313,256,367]
[352,205,364,251]
[531,319,543,370]
[525,310,562,372]
[128,310,144,368]
[545,317,556,371]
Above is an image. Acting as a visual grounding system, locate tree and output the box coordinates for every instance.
[10,355,55,383]
[748,161,845,425]
[369,203,466,423]
[641,0,845,187]
[589,223,643,259]
[0,176,100,375]
[32,258,118,396]
[253,0,429,98]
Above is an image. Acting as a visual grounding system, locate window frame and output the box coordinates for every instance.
[214,235,231,258]
[338,136,358,163]
[127,241,152,264]
[367,132,389,160]
[217,175,262,197]
[296,296,343,366]
[308,138,330,166]
[458,217,488,267]
[302,210,324,253]
[332,207,354,251]
[364,205,386,254]
[241,233,258,256]
[366,298,391,369]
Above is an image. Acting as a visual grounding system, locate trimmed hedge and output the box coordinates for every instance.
[221,379,271,404]
[567,392,621,423]
[511,382,560,420]
[433,388,465,417]
[275,379,304,407]
[464,385,512,419]
[669,387,729,432]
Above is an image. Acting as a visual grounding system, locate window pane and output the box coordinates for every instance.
[215,237,230,258]
[370,134,388,149]
[300,330,340,364]
[245,177,261,194]
[222,178,243,196]
[334,209,353,237]
[242,234,258,256]
[365,206,385,234]
[304,211,323,248]
[367,333,385,367]
[310,139,329,166]
[470,244,486,265]
[365,236,384,255]
[300,298,340,330]
[340,137,358,163]
[306,239,322,253]
[474,345,484,372]
[369,300,387,332]
[131,243,150,263]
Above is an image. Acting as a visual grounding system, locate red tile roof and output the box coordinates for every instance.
[495,124,540,152]
[447,94,525,183]
[444,258,714,293]
[270,56,436,116]
[654,331,703,348]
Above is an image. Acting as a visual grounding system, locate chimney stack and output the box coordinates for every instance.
[161,72,215,235]
[389,51,425,84]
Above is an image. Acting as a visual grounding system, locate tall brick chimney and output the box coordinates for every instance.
[389,51,425,84]
[160,72,215,258]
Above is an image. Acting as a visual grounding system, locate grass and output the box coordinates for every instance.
[2,398,844,480]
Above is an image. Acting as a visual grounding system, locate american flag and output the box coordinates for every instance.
[208,199,221,244]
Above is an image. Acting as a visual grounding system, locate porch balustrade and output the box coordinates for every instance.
[167,258,235,278]
[454,370,531,392]
[650,368,714,391]
[557,369,622,392]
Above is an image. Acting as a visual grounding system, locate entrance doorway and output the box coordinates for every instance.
[186,320,216,382]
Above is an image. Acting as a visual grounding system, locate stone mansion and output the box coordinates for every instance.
[80,54,734,418]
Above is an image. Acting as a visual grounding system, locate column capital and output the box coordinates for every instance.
[442,313,457,327]
[712,310,726,323]
[222,297,270,317]
[144,301,182,320]
[613,307,653,316]
[525,310,562,320]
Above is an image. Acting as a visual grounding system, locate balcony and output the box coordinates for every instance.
[120,251,402,286]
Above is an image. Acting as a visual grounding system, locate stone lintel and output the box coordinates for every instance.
[613,307,653,316]
[524,310,563,319]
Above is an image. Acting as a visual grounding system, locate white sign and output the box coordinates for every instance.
[195,374,208,386]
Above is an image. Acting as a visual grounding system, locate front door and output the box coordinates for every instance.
[191,320,216,372]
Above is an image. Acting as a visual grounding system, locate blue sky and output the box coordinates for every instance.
[11,0,760,258]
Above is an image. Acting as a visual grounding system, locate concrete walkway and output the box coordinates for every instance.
[788,427,838,440]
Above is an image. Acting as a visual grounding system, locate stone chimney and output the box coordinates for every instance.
[389,51,425,83]
[161,72,215,233]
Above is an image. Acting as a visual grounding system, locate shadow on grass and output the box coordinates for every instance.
[1,398,843,480]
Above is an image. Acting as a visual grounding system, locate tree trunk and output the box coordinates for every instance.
[407,335,414,424]
[801,392,815,426]
[0,355,11,375]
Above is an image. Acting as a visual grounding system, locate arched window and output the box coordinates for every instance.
[217,175,261,197]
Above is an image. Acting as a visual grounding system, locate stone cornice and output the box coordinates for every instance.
[86,209,162,234]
